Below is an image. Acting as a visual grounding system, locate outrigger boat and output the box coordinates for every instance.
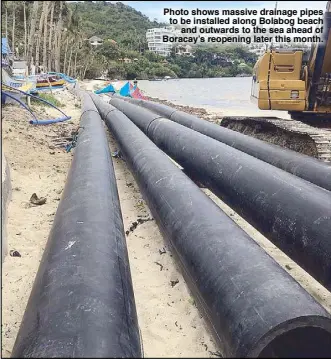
[35,74,65,88]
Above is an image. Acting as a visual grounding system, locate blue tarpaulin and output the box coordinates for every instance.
[95,83,115,94]
[119,81,130,96]
[94,80,146,99]
[2,38,12,56]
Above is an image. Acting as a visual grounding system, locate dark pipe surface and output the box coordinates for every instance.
[11,92,142,358]
[91,93,331,358]
[113,95,331,192]
[107,97,331,290]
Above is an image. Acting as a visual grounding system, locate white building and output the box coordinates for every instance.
[248,44,266,57]
[146,27,180,57]
[175,44,193,56]
[88,36,103,47]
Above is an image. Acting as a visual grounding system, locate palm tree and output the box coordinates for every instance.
[42,1,50,69]
[54,1,65,72]
[23,1,27,58]
[35,2,48,68]
[73,43,79,77]
[48,1,55,71]
[63,35,70,74]
[64,5,81,75]
[67,42,74,76]
[27,1,39,73]
[63,6,74,74]
[12,2,16,57]
[3,1,8,40]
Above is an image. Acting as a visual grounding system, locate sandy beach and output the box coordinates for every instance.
[1,89,81,357]
[1,81,330,358]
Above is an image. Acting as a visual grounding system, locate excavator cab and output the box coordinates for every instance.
[251,1,331,119]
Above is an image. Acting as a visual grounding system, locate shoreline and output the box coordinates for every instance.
[145,96,219,121]
[144,95,291,121]
[87,77,291,120]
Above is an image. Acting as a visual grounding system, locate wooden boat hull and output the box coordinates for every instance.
[36,79,65,88]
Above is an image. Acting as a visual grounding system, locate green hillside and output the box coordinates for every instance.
[69,1,257,79]
[2,1,257,79]
[69,1,166,50]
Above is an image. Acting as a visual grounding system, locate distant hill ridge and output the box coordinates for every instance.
[69,1,167,47]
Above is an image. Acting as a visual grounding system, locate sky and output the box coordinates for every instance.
[120,1,327,22]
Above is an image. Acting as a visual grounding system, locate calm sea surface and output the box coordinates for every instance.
[138,77,290,119]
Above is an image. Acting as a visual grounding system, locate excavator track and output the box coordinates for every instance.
[220,116,331,163]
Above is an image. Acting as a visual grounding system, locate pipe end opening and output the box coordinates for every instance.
[258,326,331,358]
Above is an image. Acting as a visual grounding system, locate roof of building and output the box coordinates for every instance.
[88,36,103,42]
[13,60,26,69]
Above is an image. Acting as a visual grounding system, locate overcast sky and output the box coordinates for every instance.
[120,1,326,22]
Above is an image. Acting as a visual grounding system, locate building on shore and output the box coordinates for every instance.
[146,27,181,56]
[88,36,104,47]
[175,44,193,56]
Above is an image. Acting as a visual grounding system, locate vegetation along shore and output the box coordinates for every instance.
[2,1,257,80]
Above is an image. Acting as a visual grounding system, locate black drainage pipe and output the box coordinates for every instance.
[106,96,331,290]
[113,95,331,192]
[11,92,142,358]
[91,94,331,358]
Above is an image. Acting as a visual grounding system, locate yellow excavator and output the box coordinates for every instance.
[221,2,331,162]
[250,1,331,120]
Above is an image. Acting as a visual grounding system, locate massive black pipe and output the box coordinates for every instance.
[112,94,331,192]
[91,93,331,358]
[106,96,331,290]
[11,92,142,358]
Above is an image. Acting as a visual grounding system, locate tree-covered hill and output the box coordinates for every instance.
[2,1,257,80]
[68,1,167,50]
[69,2,257,79]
